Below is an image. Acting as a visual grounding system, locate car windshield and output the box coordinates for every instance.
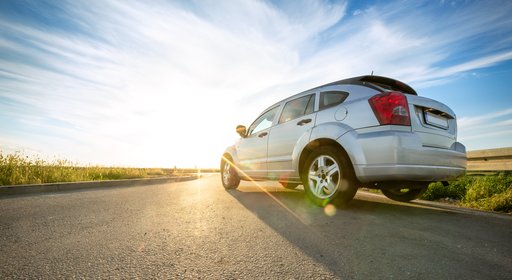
[248,106,279,135]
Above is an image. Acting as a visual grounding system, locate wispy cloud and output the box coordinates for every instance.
[458,108,512,128]
[458,108,512,148]
[0,0,349,166]
[0,0,511,166]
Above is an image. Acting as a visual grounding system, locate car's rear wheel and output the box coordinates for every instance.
[303,146,358,207]
[221,158,240,189]
[280,181,300,189]
[381,184,428,202]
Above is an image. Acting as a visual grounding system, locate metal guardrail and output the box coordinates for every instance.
[467,147,512,172]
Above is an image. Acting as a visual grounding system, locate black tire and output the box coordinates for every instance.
[220,157,240,189]
[381,185,428,202]
[279,181,300,189]
[302,146,358,207]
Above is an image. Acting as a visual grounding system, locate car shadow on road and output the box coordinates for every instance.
[226,184,512,279]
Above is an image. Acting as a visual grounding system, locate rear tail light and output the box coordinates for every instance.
[368,91,411,126]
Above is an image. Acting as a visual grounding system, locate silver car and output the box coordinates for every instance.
[221,75,466,206]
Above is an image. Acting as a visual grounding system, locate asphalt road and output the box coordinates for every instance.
[1,175,511,279]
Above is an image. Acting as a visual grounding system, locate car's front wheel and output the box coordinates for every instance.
[303,146,358,207]
[221,157,240,189]
[381,184,428,202]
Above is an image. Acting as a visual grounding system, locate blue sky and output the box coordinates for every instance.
[1,0,511,167]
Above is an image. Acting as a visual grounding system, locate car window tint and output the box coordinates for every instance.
[279,94,315,124]
[248,106,279,135]
[320,91,348,110]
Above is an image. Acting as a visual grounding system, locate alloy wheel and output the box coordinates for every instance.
[222,161,232,185]
[308,155,341,199]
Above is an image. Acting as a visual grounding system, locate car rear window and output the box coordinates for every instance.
[320,91,348,110]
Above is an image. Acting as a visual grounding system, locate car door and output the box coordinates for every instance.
[267,94,317,179]
[236,106,280,179]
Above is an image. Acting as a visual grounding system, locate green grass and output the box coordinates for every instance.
[0,151,175,186]
[421,173,512,213]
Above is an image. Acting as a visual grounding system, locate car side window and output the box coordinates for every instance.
[278,94,315,124]
[320,91,348,110]
[248,106,279,135]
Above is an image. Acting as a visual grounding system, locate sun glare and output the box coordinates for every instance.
[1,1,511,168]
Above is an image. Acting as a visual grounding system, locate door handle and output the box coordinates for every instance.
[297,118,312,126]
[258,132,268,138]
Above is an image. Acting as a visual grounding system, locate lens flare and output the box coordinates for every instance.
[324,204,337,216]
[221,155,307,224]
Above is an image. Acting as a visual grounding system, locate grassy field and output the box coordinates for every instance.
[422,173,512,213]
[0,151,182,186]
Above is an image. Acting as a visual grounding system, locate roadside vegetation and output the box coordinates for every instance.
[421,173,512,213]
[2,151,510,213]
[0,151,179,186]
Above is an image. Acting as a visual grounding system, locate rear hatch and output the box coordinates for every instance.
[362,76,457,149]
[406,95,457,149]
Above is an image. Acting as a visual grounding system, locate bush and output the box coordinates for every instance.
[421,173,512,213]
[421,176,474,201]
[463,173,512,202]
[463,187,512,213]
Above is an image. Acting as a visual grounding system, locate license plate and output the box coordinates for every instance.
[424,111,449,129]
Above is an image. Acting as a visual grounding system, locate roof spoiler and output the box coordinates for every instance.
[313,75,417,96]
[358,75,417,95]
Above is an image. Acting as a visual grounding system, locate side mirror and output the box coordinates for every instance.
[236,125,247,138]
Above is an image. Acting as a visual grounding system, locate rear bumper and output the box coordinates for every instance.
[355,164,466,182]
[338,129,467,183]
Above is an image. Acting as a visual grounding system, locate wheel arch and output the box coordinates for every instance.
[297,138,354,181]
[221,152,233,165]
